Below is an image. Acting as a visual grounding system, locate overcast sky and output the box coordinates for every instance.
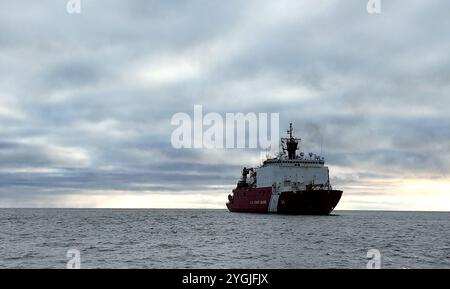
[0,0,449,210]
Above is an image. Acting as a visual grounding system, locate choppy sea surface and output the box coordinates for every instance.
[0,209,449,269]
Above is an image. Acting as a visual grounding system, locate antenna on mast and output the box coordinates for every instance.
[281,123,301,160]
[288,122,293,138]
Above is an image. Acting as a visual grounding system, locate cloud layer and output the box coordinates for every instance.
[1,0,449,209]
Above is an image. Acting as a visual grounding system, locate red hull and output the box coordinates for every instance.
[226,187,343,215]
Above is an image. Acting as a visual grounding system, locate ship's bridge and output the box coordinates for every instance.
[263,157,325,167]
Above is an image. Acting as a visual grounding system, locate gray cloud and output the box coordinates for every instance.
[0,0,449,208]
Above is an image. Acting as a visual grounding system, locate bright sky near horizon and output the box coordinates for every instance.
[1,0,450,210]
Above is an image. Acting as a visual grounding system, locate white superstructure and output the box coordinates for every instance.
[241,123,331,192]
[256,157,330,189]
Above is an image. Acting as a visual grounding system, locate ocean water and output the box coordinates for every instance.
[0,209,449,269]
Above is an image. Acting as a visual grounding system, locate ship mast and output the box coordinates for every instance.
[281,123,301,160]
